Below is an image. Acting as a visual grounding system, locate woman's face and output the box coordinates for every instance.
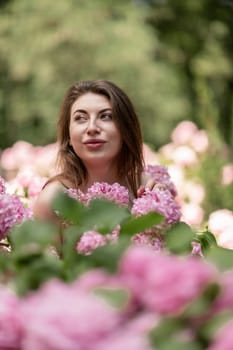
[69,92,122,168]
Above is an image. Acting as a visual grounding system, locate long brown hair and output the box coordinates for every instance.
[51,80,144,197]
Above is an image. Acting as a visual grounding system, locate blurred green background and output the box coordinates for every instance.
[0,0,233,151]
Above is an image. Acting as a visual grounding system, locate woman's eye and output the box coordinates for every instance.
[101,113,112,120]
[74,114,87,122]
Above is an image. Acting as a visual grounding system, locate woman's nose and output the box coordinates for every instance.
[87,118,100,134]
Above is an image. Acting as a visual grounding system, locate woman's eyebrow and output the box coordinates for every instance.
[98,108,112,113]
[73,108,112,114]
[73,109,87,114]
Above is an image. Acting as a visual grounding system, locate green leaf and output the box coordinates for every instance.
[10,220,57,250]
[194,230,217,254]
[205,245,233,271]
[184,283,220,317]
[150,317,202,350]
[93,287,130,309]
[120,211,164,235]
[52,191,87,225]
[78,236,130,273]
[84,199,130,233]
[0,249,13,274]
[14,255,64,296]
[198,310,233,343]
[165,222,194,254]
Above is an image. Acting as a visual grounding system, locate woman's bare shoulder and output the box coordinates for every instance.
[33,181,67,221]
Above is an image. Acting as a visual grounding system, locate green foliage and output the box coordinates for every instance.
[1,191,233,297]
[165,222,194,254]
[121,211,163,235]
[146,0,233,149]
[0,0,189,149]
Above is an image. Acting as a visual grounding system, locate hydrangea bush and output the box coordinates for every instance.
[0,176,31,241]
[0,120,233,349]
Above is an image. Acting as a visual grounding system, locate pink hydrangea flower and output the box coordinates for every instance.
[208,320,233,350]
[76,230,107,255]
[0,176,6,194]
[0,286,22,349]
[119,246,215,315]
[95,330,152,350]
[171,120,198,145]
[208,209,233,250]
[68,177,180,253]
[20,279,119,350]
[66,188,88,205]
[132,232,163,252]
[143,165,177,196]
[74,269,114,292]
[86,182,129,206]
[131,188,181,227]
[77,225,121,255]
[191,242,203,257]
[67,182,129,207]
[0,193,32,240]
[212,272,233,313]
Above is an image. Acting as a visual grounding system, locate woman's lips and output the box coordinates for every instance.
[83,139,106,149]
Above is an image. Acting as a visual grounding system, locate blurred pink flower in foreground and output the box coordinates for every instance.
[208,209,233,249]
[95,330,152,350]
[208,320,233,350]
[20,279,119,350]
[213,272,233,313]
[119,246,215,315]
[0,286,22,349]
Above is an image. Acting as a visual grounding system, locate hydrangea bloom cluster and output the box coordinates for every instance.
[0,176,32,240]
[66,166,181,254]
[76,230,107,255]
[19,280,121,350]
[0,246,231,349]
[0,176,6,194]
[131,187,181,250]
[119,246,216,315]
[76,223,121,255]
[67,182,129,206]
[143,165,177,196]
[67,183,128,255]
[132,188,181,227]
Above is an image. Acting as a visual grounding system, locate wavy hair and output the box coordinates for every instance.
[50,80,144,197]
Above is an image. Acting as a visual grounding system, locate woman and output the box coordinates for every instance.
[33,80,156,222]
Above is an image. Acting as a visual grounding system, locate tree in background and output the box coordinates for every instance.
[0,0,186,149]
[146,0,233,149]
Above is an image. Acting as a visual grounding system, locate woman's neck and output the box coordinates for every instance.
[82,163,125,191]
